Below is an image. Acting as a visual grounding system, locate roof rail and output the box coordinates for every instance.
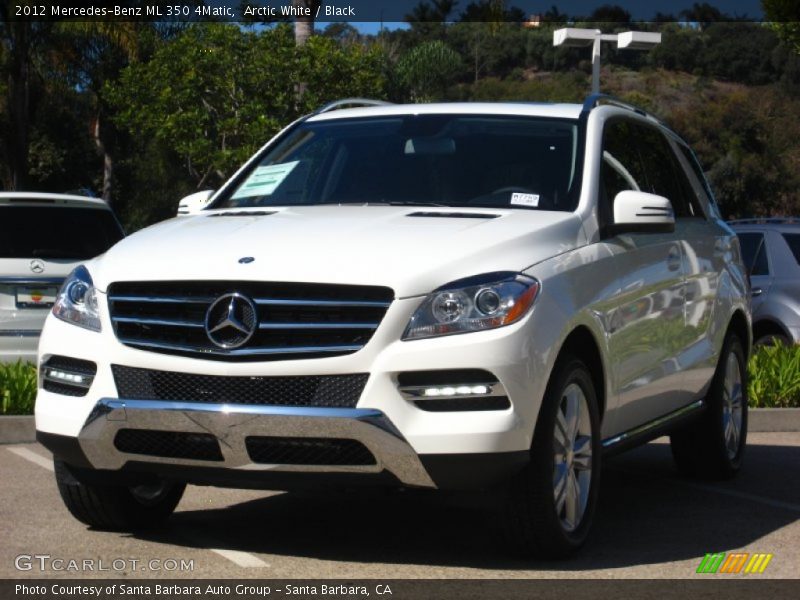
[315,98,393,115]
[728,217,800,226]
[582,93,651,118]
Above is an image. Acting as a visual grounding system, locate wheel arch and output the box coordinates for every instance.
[554,326,607,422]
[727,309,752,359]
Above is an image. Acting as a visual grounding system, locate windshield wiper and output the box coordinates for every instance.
[387,201,449,207]
[31,248,85,259]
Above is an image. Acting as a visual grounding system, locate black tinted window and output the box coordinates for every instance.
[0,206,124,259]
[601,119,699,220]
[216,116,582,212]
[782,233,800,265]
[738,232,769,276]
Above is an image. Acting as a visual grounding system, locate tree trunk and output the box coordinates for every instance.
[6,21,31,190]
[293,0,320,46]
[93,114,113,202]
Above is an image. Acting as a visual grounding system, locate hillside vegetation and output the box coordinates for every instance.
[2,8,799,229]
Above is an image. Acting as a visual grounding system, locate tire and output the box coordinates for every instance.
[504,357,601,559]
[670,333,748,480]
[54,460,185,531]
[754,333,790,348]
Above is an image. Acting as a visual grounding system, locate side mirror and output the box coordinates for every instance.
[612,190,675,234]
[176,190,214,216]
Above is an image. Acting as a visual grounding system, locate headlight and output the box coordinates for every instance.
[402,272,540,340]
[52,266,102,332]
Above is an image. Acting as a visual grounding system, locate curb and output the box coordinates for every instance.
[1,408,799,445]
[0,416,37,445]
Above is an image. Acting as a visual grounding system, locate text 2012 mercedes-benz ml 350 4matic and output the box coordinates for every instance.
[36,97,750,558]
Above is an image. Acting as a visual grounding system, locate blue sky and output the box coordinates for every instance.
[320,1,763,25]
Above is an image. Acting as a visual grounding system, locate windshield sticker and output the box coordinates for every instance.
[231,161,299,199]
[510,193,539,207]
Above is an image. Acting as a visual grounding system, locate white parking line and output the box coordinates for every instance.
[676,480,800,513]
[207,548,270,568]
[6,446,54,471]
[608,466,800,513]
[6,445,270,568]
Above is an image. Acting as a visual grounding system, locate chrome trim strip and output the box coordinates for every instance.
[118,338,363,356]
[112,316,204,328]
[109,295,214,304]
[78,398,435,488]
[258,322,379,330]
[399,382,506,400]
[602,399,705,448]
[0,329,40,337]
[108,295,392,309]
[253,298,391,308]
[0,277,64,285]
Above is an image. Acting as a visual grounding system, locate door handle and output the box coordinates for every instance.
[667,249,681,272]
[751,287,763,297]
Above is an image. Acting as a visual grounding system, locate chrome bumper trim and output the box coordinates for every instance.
[78,398,436,488]
[0,330,41,337]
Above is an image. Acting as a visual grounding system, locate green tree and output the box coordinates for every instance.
[763,0,800,53]
[107,24,387,190]
[396,40,462,101]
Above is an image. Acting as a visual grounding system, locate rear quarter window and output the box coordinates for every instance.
[0,206,124,259]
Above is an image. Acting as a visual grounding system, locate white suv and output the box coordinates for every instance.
[35,97,750,558]
[0,193,124,363]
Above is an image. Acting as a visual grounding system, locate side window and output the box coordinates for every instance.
[738,232,769,276]
[666,141,706,218]
[678,143,718,209]
[601,118,699,224]
[782,233,800,265]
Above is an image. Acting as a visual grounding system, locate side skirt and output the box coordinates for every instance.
[601,399,705,457]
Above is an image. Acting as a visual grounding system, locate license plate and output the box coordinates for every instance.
[16,286,57,309]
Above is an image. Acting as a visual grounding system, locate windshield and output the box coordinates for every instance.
[215,115,582,212]
[0,206,124,259]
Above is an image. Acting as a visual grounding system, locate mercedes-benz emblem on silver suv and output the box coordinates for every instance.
[204,293,258,349]
[29,259,45,274]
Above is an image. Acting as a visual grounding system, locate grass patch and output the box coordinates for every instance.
[748,343,800,408]
[0,361,37,415]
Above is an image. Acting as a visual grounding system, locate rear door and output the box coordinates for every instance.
[737,231,771,315]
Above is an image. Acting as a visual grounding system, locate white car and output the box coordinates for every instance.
[0,193,124,363]
[35,97,750,558]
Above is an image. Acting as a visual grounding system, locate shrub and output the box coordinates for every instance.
[748,343,800,408]
[0,361,38,415]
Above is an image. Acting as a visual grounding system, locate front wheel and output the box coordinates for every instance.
[504,357,601,559]
[55,460,185,531]
[670,332,748,479]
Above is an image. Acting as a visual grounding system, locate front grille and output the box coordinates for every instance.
[246,437,376,466]
[107,281,393,362]
[114,429,223,461]
[112,365,368,408]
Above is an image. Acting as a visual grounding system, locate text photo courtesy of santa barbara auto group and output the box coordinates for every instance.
[1,0,799,598]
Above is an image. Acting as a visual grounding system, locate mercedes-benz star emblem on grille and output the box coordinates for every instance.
[204,293,258,349]
[29,259,45,274]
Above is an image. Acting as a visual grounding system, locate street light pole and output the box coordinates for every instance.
[554,28,662,95]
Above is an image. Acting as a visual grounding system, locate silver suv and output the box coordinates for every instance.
[730,218,800,346]
[0,193,124,363]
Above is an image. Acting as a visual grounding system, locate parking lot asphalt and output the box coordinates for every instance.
[1,433,798,580]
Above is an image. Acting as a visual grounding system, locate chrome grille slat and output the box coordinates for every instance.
[258,322,378,330]
[107,281,393,362]
[117,337,364,356]
[113,316,205,328]
[253,298,391,308]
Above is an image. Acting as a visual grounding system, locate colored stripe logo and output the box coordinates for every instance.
[697,552,773,574]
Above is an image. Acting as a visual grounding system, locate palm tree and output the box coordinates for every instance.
[293,0,321,46]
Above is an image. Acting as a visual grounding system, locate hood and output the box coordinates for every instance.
[91,206,585,297]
